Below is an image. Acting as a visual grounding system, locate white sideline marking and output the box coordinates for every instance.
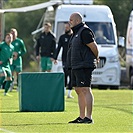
[0,128,15,133]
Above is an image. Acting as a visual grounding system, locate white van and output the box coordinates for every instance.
[52,3,121,89]
[126,10,133,89]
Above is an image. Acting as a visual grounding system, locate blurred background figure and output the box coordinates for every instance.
[53,23,74,98]
[0,33,14,95]
[95,25,109,44]
[10,28,27,91]
[36,22,56,72]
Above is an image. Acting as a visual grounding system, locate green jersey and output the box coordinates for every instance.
[0,42,14,67]
[12,37,26,65]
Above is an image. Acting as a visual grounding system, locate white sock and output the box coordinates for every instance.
[68,90,72,96]
[64,87,66,95]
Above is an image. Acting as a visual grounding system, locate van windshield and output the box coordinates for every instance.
[56,22,115,45]
[86,22,115,45]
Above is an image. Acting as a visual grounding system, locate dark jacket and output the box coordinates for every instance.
[54,32,72,63]
[67,23,97,69]
[36,31,56,58]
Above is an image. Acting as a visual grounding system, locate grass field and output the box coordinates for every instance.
[0,88,133,133]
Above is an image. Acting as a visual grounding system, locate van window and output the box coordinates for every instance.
[56,22,115,45]
[86,22,115,45]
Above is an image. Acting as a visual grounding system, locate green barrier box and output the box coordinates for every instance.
[18,72,64,112]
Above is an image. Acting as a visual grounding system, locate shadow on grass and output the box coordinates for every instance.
[1,104,132,115]
[0,111,19,113]
[95,103,133,115]
[2,123,67,126]
[0,110,66,113]
[104,106,133,115]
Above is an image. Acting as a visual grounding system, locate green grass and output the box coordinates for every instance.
[0,89,133,133]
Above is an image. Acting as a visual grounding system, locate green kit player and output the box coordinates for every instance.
[10,28,27,90]
[0,33,14,95]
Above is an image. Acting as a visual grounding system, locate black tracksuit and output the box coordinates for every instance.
[54,32,72,89]
[36,31,56,58]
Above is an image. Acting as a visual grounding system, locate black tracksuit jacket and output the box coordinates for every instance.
[54,32,72,64]
[36,31,56,58]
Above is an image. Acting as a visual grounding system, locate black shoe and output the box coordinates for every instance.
[83,117,93,124]
[68,117,84,123]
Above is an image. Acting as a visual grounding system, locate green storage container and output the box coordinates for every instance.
[18,72,64,112]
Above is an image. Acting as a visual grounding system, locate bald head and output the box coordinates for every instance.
[69,12,83,28]
[72,12,83,22]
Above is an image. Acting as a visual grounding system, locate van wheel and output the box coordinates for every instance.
[98,85,108,90]
[110,86,119,90]
[130,75,133,89]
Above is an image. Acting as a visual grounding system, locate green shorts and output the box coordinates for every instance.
[10,57,22,72]
[10,64,22,72]
[41,57,52,71]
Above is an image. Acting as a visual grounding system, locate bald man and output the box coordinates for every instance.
[67,12,99,124]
